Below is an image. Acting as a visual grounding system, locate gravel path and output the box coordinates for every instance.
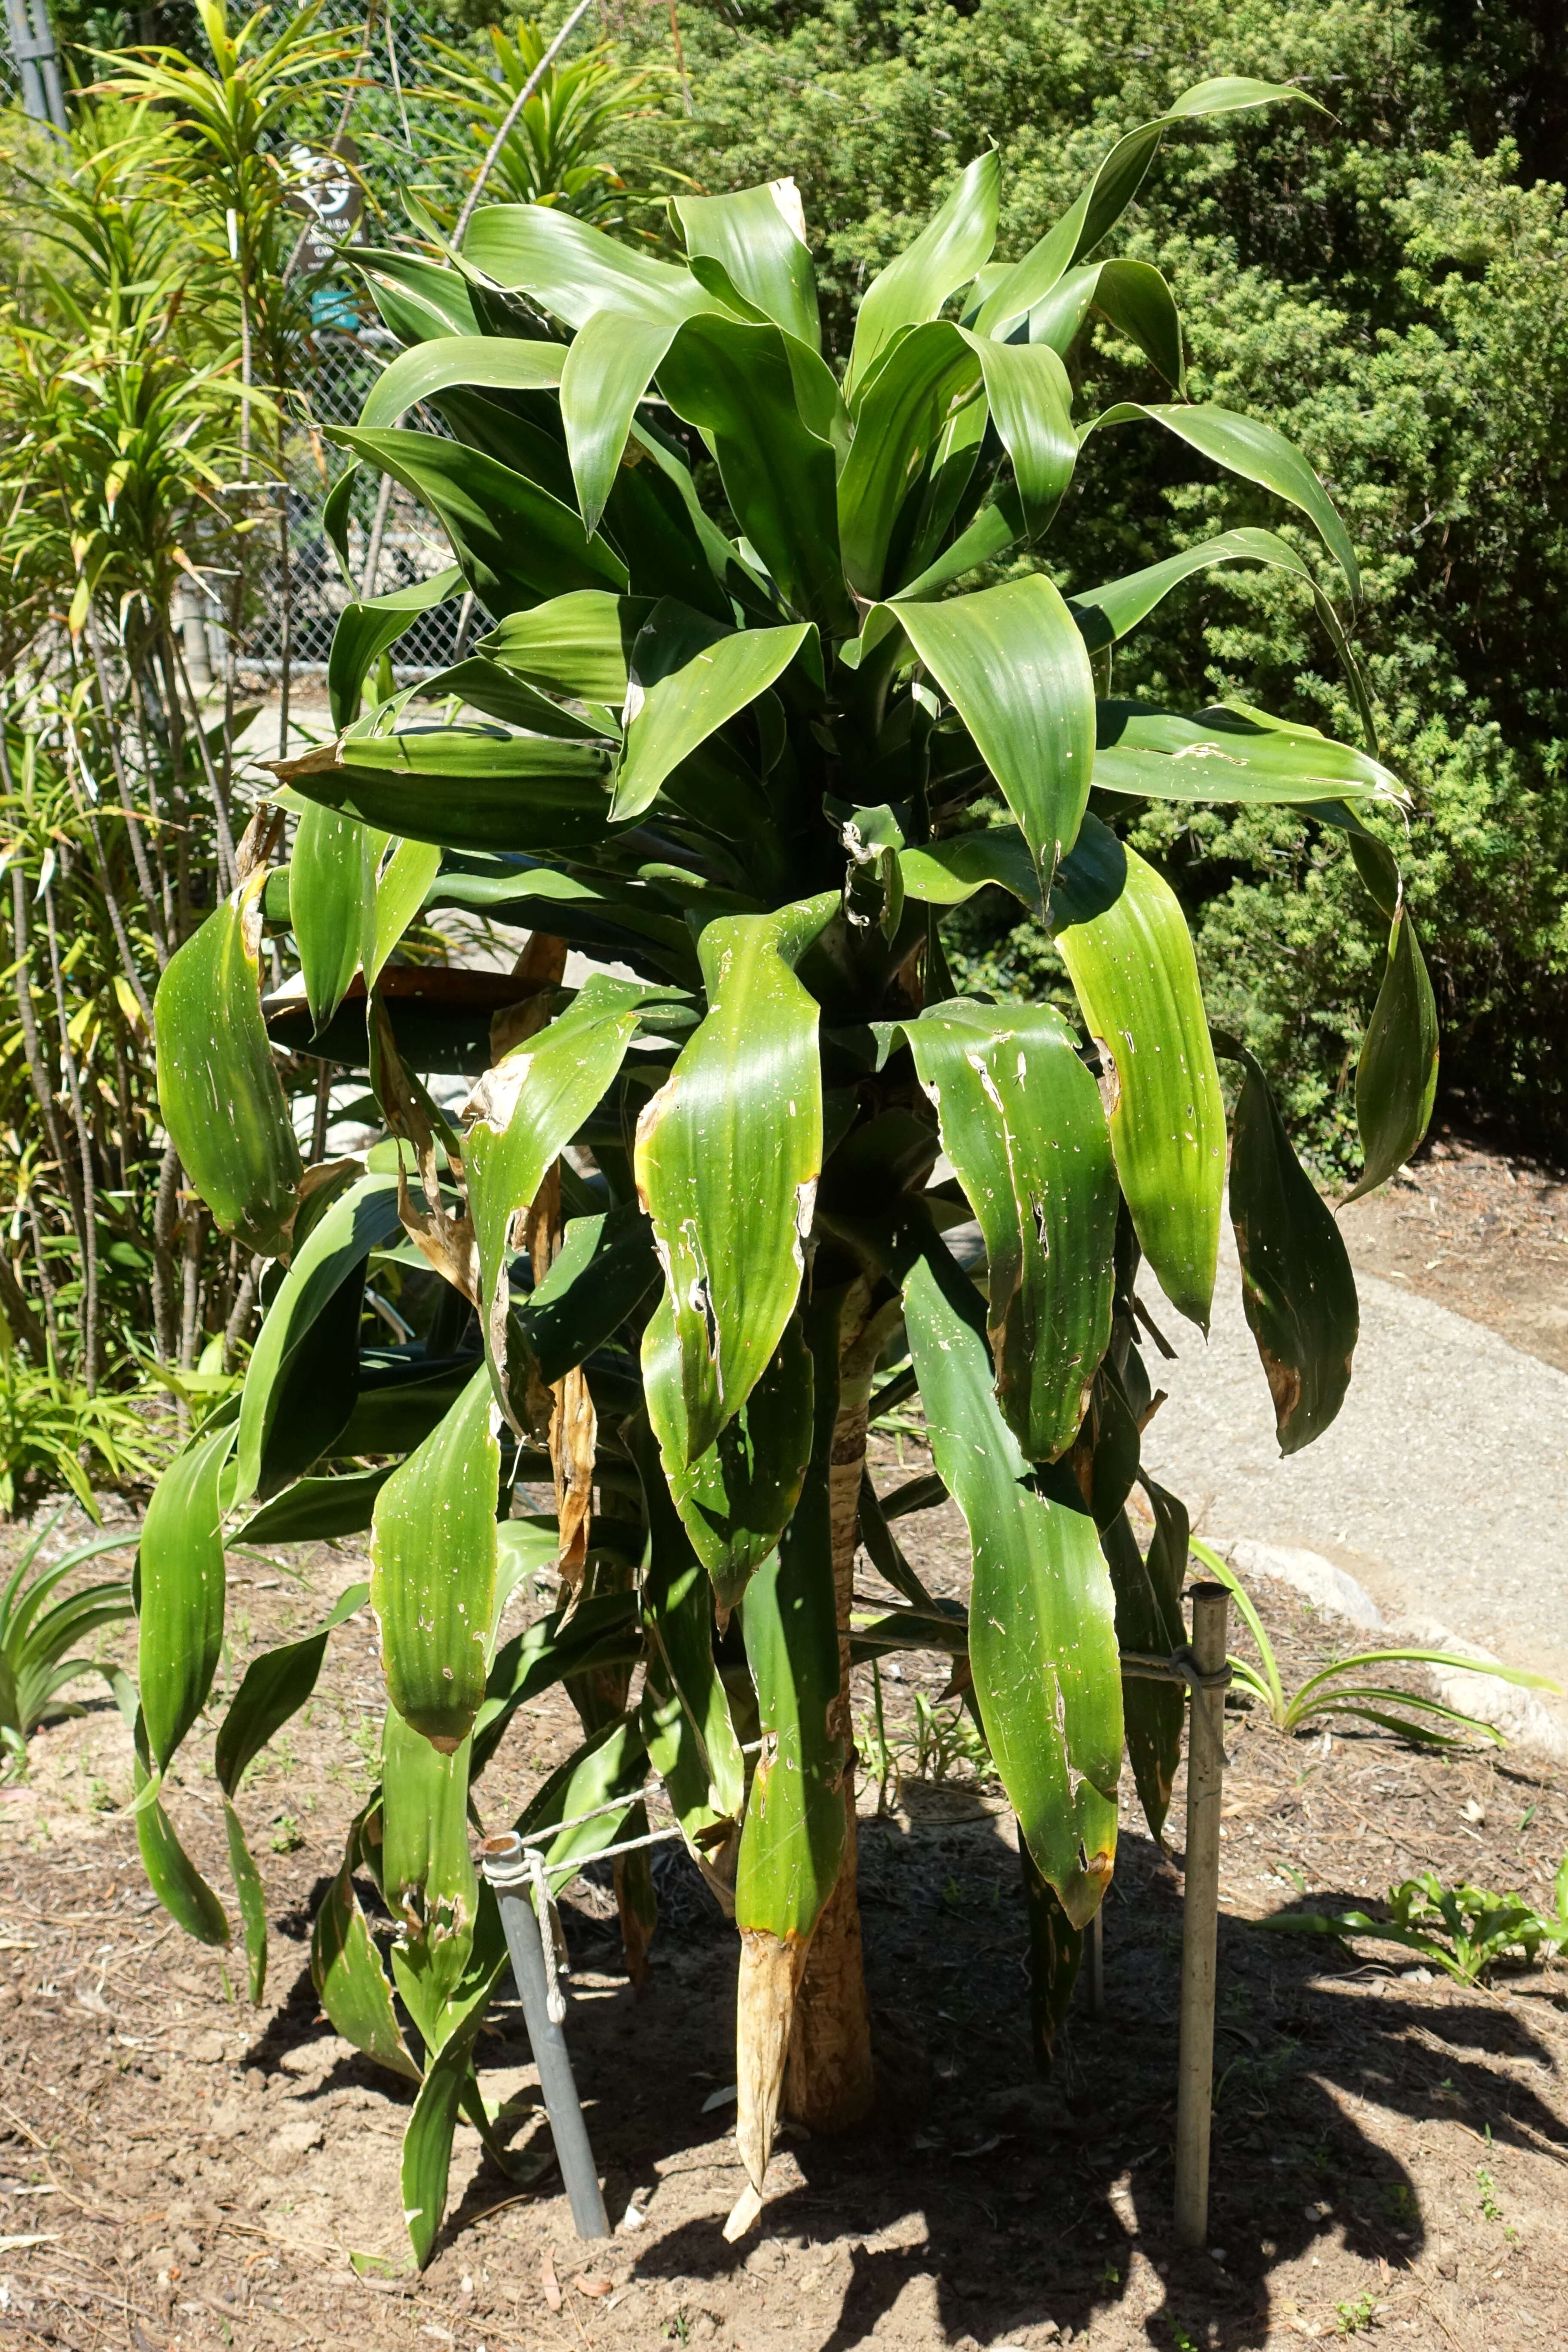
[1141,1226,1568,1729]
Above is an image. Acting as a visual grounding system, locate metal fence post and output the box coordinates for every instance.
[481,1832,611,2241]
[1174,1582,1230,2247]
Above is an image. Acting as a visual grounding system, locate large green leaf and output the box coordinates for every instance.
[562,307,692,536]
[894,575,1096,885]
[465,974,675,1407]
[847,150,998,398]
[416,655,607,740]
[836,325,982,599]
[643,1295,814,1610]
[631,1414,747,1841]
[154,870,303,1259]
[1054,819,1225,1331]
[516,1203,659,1383]
[371,1369,499,1752]
[358,246,483,343]
[612,608,812,823]
[636,899,833,1462]
[1087,403,1359,602]
[472,1582,642,1780]
[1218,1038,1360,1452]
[401,2006,489,2269]
[904,998,1117,1463]
[384,1712,481,2034]
[655,314,855,634]
[676,181,821,350]
[133,1741,230,1947]
[899,826,1042,917]
[359,333,566,429]
[233,1173,404,1504]
[276,711,616,856]
[311,1808,421,2080]
[230,1464,396,1545]
[331,426,627,615]
[1344,901,1439,1204]
[1092,699,1402,807]
[1102,1505,1184,1841]
[327,567,465,733]
[1028,257,1184,389]
[478,591,651,702]
[214,1583,370,1798]
[364,837,444,989]
[463,197,709,325]
[138,1412,237,1773]
[974,79,1319,340]
[291,804,383,1035]
[902,1243,1120,1926]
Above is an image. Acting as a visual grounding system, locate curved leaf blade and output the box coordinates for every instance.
[635,901,832,1461]
[902,1243,1120,1926]
[154,872,303,1259]
[894,575,1096,885]
[1344,903,1439,1204]
[612,613,811,823]
[847,150,999,398]
[138,1412,237,1773]
[905,998,1118,1462]
[371,1370,499,1752]
[1053,819,1225,1330]
[360,334,566,430]
[1218,1038,1360,1451]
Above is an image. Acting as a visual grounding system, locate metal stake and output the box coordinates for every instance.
[481,1832,610,2240]
[1174,1583,1230,2247]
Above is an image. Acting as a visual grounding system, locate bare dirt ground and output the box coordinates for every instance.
[3,1135,1568,2352]
[1338,1127,1568,1375]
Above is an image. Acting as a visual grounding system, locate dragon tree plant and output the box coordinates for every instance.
[137,76,1439,2263]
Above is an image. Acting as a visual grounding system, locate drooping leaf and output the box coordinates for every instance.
[364,838,444,989]
[898,827,1042,917]
[154,871,303,1259]
[233,1174,404,1504]
[904,998,1117,1462]
[1218,1037,1360,1450]
[359,333,566,430]
[327,567,466,732]
[894,575,1096,885]
[1344,903,1440,1204]
[515,1205,659,1385]
[371,1369,500,1752]
[401,2005,489,2269]
[465,975,676,1409]
[732,1288,850,2192]
[383,1711,480,2037]
[215,1583,370,1797]
[1101,1507,1184,1842]
[221,1798,269,2003]
[631,1415,747,1842]
[138,1410,238,1773]
[331,426,628,615]
[472,1583,643,1781]
[902,1241,1120,1927]
[230,1465,396,1545]
[311,1808,420,2080]
[1087,403,1359,602]
[133,1741,230,1948]
[291,804,383,1035]
[636,900,833,1462]
[1092,700,1401,807]
[1053,819,1225,1331]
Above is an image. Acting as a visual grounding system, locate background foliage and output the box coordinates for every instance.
[613,0,1568,1162]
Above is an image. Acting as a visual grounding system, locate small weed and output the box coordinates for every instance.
[1264,1857,1568,1984]
[1169,2324,1198,2352]
[270,1814,303,1853]
[663,2313,691,2346]
[1380,2181,1417,2223]
[1099,2259,1121,2287]
[1336,2291,1381,2336]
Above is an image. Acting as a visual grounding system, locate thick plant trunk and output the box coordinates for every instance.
[781,1286,895,2133]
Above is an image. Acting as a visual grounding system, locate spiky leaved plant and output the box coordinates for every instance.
[140,77,1437,2261]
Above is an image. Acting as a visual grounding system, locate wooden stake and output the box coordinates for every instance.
[1174,1582,1229,2248]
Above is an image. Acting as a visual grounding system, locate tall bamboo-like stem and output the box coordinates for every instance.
[130,662,178,950]
[8,857,71,1193]
[41,864,99,1394]
[166,625,238,891]
[223,1252,263,1373]
[82,614,168,969]
[59,767,156,1031]
[28,1208,60,1359]
[781,1284,899,2132]
[179,1190,207,1371]
[152,1142,181,1367]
